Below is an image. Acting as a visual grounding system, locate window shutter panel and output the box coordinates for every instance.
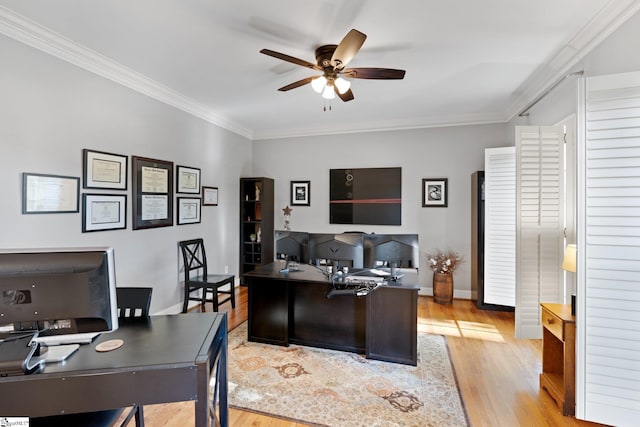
[484,147,516,307]
[515,126,564,339]
[577,71,640,426]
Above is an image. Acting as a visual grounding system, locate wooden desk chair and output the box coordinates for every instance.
[31,288,152,427]
[179,238,235,313]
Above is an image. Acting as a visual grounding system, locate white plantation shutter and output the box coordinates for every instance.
[576,71,640,426]
[484,147,516,306]
[515,126,564,339]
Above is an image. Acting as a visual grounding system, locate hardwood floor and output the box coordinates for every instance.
[140,287,607,427]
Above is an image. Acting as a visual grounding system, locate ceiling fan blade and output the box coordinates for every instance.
[342,67,406,80]
[278,76,315,92]
[260,49,322,71]
[336,87,355,102]
[331,29,366,69]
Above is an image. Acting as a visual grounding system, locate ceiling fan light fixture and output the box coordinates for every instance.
[334,77,350,94]
[322,84,336,99]
[311,76,327,93]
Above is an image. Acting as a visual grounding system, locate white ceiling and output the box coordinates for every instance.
[0,0,637,140]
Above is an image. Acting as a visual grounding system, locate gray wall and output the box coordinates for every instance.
[1,7,638,309]
[253,124,509,296]
[0,35,252,314]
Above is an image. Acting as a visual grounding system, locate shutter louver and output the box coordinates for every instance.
[515,126,564,339]
[484,147,516,307]
[578,71,640,426]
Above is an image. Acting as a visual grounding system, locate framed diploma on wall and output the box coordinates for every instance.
[22,173,80,214]
[176,165,201,194]
[177,197,201,225]
[82,193,127,232]
[83,149,128,190]
[131,155,173,229]
[202,186,219,206]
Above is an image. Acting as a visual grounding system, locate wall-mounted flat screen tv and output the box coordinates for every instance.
[330,167,401,225]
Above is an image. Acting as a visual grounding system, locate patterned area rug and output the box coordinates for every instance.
[227,323,468,427]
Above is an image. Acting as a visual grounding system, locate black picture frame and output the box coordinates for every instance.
[202,186,219,206]
[176,165,201,194]
[82,149,128,190]
[22,172,80,214]
[177,197,202,225]
[82,193,127,232]
[131,156,173,230]
[291,180,310,206]
[422,178,448,207]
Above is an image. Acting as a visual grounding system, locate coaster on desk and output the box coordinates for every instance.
[95,339,124,352]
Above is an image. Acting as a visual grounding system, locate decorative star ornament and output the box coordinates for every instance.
[283,205,292,216]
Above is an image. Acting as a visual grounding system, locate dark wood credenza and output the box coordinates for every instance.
[243,262,418,365]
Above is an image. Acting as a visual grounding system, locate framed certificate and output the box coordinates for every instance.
[176,165,201,194]
[83,149,128,190]
[177,197,201,225]
[82,193,127,232]
[132,156,173,229]
[202,186,218,206]
[22,173,80,214]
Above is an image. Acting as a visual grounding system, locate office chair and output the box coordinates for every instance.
[179,238,235,313]
[116,287,153,319]
[30,288,152,427]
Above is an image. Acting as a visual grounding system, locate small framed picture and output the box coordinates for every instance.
[82,193,127,232]
[177,197,201,225]
[176,165,201,194]
[83,149,128,190]
[22,173,80,214]
[422,178,448,207]
[202,186,218,206]
[291,181,310,206]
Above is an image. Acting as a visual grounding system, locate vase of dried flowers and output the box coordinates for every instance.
[427,249,463,304]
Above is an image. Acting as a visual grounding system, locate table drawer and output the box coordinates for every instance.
[542,308,563,340]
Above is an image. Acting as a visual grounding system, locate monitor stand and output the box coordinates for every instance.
[38,344,80,363]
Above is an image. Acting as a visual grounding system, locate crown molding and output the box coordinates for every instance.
[252,111,507,141]
[3,2,638,142]
[0,6,253,140]
[506,0,640,121]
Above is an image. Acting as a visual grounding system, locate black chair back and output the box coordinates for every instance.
[179,238,208,283]
[117,287,153,318]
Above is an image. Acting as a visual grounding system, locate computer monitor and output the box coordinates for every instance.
[308,233,364,268]
[275,230,309,263]
[0,247,119,335]
[364,234,419,269]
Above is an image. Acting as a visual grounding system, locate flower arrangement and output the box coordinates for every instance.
[426,249,463,274]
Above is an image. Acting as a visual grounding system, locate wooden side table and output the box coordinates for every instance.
[540,303,576,416]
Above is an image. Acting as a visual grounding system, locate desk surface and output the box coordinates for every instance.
[0,313,227,426]
[36,314,217,374]
[245,260,420,290]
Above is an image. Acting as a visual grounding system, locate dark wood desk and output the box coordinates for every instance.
[244,262,418,365]
[0,313,228,427]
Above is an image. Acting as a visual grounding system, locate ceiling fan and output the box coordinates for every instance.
[260,29,406,102]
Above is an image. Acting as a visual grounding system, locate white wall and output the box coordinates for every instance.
[253,124,509,296]
[519,7,640,126]
[0,35,252,314]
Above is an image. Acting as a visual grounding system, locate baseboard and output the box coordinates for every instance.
[155,282,239,315]
[418,287,472,300]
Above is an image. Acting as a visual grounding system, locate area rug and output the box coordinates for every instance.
[227,322,468,427]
